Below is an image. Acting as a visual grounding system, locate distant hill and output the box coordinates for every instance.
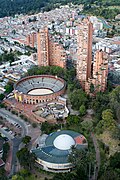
[0,0,120,18]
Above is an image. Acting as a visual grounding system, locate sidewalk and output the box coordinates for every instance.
[5,141,13,175]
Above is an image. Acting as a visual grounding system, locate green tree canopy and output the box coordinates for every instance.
[22,136,31,145]
[109,152,120,169]
[0,94,5,101]
[17,147,36,170]
[109,86,120,121]
[66,115,80,125]
[96,109,116,134]
[5,82,13,94]
[69,89,88,110]
[79,105,86,116]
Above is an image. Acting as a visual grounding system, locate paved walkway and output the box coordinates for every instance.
[5,141,13,175]
[91,132,100,180]
[4,99,47,123]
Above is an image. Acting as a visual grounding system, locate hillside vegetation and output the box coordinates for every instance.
[0,0,120,18]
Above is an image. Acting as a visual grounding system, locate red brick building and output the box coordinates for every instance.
[76,18,108,94]
[85,50,108,94]
[26,32,36,48]
[76,18,93,89]
[37,27,66,68]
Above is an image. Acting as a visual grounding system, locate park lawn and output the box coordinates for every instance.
[97,131,119,155]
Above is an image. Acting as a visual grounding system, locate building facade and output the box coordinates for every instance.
[76,18,93,89]
[76,18,108,94]
[32,130,88,172]
[37,28,49,66]
[14,75,66,104]
[85,50,108,94]
[26,32,36,48]
[37,27,66,68]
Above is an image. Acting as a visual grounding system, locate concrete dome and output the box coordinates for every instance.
[53,134,75,150]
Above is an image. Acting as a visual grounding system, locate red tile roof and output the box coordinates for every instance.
[75,136,84,144]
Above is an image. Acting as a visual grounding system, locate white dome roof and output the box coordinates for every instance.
[53,134,75,150]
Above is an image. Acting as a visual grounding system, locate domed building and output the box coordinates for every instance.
[32,130,88,172]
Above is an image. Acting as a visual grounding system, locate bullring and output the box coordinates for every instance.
[14,75,66,104]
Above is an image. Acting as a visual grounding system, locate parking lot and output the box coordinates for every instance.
[0,115,22,138]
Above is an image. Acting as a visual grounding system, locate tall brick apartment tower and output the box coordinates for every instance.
[26,32,36,48]
[37,28,49,66]
[85,50,108,94]
[77,18,93,89]
[37,27,66,68]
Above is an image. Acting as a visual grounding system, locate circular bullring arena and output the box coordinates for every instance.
[14,75,66,104]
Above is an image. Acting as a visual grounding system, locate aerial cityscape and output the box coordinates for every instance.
[0,0,120,180]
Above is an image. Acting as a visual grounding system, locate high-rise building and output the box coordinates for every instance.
[49,40,66,68]
[76,18,108,94]
[76,18,93,89]
[26,32,36,48]
[37,28,49,66]
[37,27,66,68]
[85,50,108,94]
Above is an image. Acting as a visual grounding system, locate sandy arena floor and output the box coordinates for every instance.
[28,88,53,95]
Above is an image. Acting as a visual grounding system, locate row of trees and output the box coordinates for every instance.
[25,65,76,84]
[14,136,36,179]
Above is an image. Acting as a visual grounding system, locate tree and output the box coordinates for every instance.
[0,168,8,180]
[109,152,120,169]
[0,94,5,101]
[17,147,36,170]
[92,92,109,120]
[99,169,120,180]
[5,82,13,94]
[22,136,31,145]
[69,89,88,110]
[81,121,93,133]
[32,123,37,128]
[69,148,89,180]
[12,175,24,180]
[79,105,86,116]
[2,142,10,162]
[18,169,31,178]
[109,86,120,121]
[66,115,80,125]
[96,109,116,134]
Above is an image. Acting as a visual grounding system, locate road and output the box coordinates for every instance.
[10,137,22,176]
[0,108,28,137]
[0,108,28,176]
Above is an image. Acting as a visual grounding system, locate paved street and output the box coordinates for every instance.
[0,108,28,137]
[10,137,22,176]
[0,108,40,176]
[0,108,28,176]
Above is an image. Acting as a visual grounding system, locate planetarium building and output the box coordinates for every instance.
[32,130,88,172]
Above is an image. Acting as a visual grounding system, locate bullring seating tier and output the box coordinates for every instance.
[15,76,65,95]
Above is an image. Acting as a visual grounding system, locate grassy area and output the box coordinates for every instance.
[97,131,119,156]
[109,6,120,9]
